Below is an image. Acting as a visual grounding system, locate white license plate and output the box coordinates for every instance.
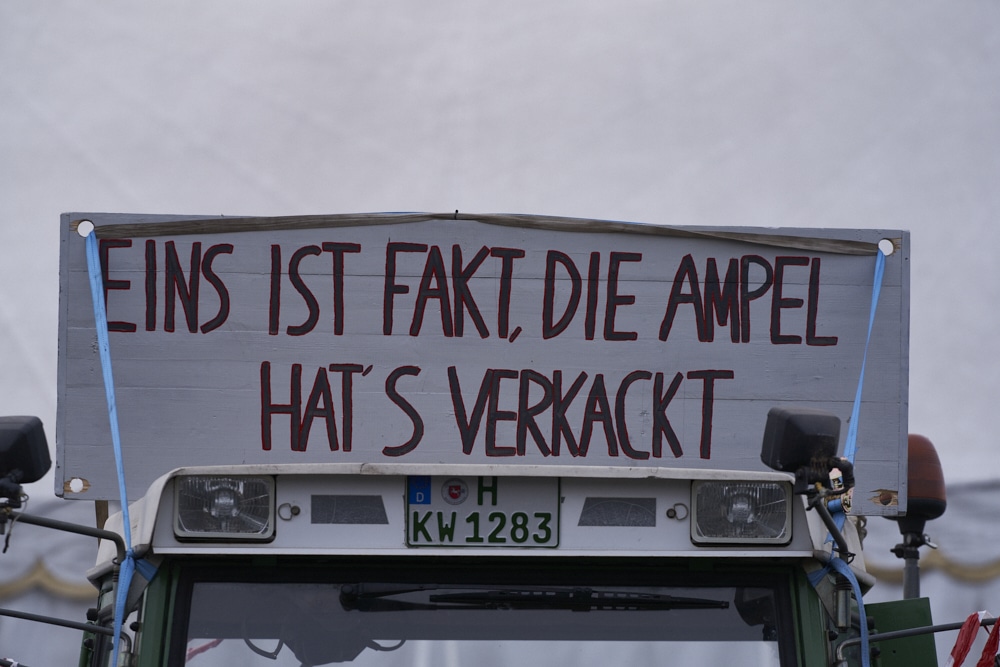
[406,476,560,547]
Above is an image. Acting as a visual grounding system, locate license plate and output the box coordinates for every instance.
[406,476,560,548]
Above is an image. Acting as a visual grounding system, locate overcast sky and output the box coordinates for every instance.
[3,1,999,495]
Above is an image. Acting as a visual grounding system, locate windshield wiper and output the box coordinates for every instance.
[430,588,729,611]
[340,584,729,612]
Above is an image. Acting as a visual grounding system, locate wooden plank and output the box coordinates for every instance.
[57,213,909,515]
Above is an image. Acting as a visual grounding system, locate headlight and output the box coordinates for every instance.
[174,475,275,540]
[691,481,791,545]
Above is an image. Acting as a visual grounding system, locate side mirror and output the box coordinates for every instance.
[760,406,855,558]
[0,416,51,502]
[760,406,840,473]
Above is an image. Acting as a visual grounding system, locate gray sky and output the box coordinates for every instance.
[3,0,999,494]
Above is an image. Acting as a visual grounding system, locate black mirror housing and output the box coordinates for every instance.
[0,416,51,484]
[760,407,840,473]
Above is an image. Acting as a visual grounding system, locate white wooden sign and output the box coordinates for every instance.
[57,213,909,514]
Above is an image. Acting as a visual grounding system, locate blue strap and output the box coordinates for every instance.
[843,249,886,465]
[830,557,871,665]
[85,233,132,546]
[809,248,887,667]
[830,248,886,530]
[807,555,872,667]
[85,230,150,666]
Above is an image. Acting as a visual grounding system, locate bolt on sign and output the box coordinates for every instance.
[57,213,909,515]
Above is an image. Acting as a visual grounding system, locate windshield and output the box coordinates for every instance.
[179,572,788,667]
